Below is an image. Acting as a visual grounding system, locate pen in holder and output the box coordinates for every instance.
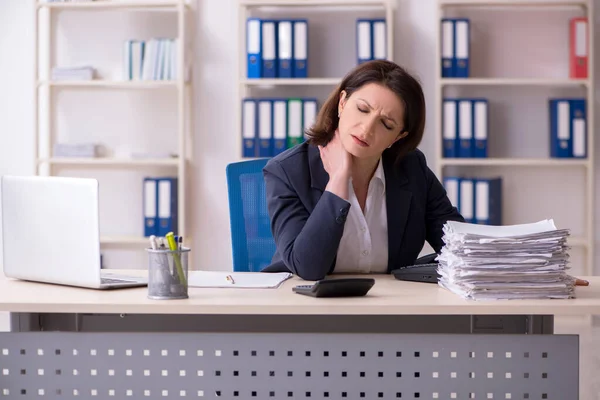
[146,247,190,300]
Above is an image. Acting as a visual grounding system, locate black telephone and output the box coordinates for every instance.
[391,253,441,284]
[292,278,375,298]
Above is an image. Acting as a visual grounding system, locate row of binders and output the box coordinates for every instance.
[443,98,588,159]
[569,18,589,79]
[247,18,308,79]
[443,98,488,158]
[123,38,177,81]
[441,17,589,79]
[441,18,470,78]
[144,177,178,237]
[549,98,586,158]
[357,19,387,64]
[443,177,502,226]
[243,98,318,158]
[246,18,387,78]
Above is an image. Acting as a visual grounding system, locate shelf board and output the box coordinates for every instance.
[440,158,589,167]
[440,78,589,87]
[38,157,180,167]
[100,236,150,246]
[38,80,182,89]
[439,0,588,7]
[239,0,389,7]
[239,157,272,163]
[101,235,192,246]
[242,78,341,86]
[37,1,191,10]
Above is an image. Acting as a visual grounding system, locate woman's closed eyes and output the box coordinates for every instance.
[356,105,393,130]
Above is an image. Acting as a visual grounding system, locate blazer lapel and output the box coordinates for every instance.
[307,144,329,210]
[308,144,328,192]
[383,154,412,272]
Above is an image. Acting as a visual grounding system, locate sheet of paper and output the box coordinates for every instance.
[444,219,557,237]
[187,271,292,289]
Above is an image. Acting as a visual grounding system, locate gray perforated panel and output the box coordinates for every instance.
[0,332,577,399]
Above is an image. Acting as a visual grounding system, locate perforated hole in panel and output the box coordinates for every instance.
[0,332,578,399]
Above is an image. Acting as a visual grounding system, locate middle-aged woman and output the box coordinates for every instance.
[262,60,464,280]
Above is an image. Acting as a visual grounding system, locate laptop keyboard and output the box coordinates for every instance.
[101,277,137,284]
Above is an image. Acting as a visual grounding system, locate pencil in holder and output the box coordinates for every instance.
[146,247,190,300]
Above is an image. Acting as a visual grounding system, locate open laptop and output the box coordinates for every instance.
[1,175,147,289]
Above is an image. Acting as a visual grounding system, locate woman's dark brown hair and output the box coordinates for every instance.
[306,60,426,164]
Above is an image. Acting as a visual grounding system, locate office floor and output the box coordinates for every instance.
[554,316,600,400]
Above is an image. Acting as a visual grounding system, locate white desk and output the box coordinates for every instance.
[0,273,598,400]
[0,272,598,315]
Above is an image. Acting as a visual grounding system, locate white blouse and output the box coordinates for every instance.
[334,159,389,273]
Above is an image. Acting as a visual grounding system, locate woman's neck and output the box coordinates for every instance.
[351,155,380,189]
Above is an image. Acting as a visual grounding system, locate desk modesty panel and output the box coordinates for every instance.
[0,332,579,400]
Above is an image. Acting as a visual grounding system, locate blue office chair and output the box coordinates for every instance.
[226,158,277,272]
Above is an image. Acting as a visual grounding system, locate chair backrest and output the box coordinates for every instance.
[226,158,276,272]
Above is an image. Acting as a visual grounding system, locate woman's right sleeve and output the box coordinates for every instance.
[263,160,351,281]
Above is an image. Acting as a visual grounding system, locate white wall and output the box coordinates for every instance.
[0,1,36,332]
[0,0,598,277]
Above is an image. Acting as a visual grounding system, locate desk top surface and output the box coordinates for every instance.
[0,272,599,315]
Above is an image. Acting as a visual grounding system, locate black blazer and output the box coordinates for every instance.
[262,142,464,280]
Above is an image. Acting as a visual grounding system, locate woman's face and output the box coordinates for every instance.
[337,82,407,159]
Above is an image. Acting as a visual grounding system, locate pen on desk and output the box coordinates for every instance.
[149,235,158,250]
[226,275,235,285]
[166,232,187,286]
[155,237,171,275]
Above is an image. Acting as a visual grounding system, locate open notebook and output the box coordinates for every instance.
[187,271,293,289]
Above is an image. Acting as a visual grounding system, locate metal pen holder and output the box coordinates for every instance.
[146,247,190,300]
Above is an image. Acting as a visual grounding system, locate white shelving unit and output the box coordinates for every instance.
[439,0,587,6]
[34,0,193,248]
[441,77,590,86]
[434,0,595,275]
[239,0,393,7]
[240,78,343,86]
[440,158,590,167]
[99,235,153,246]
[38,80,186,88]
[237,0,395,159]
[36,0,190,9]
[37,157,180,167]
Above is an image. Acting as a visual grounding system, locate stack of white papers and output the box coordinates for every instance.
[436,219,575,300]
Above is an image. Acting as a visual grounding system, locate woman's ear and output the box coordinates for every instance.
[392,130,409,144]
[338,90,348,116]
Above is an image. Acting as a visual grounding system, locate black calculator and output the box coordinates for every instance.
[292,278,375,298]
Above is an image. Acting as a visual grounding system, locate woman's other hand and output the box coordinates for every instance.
[575,278,589,286]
